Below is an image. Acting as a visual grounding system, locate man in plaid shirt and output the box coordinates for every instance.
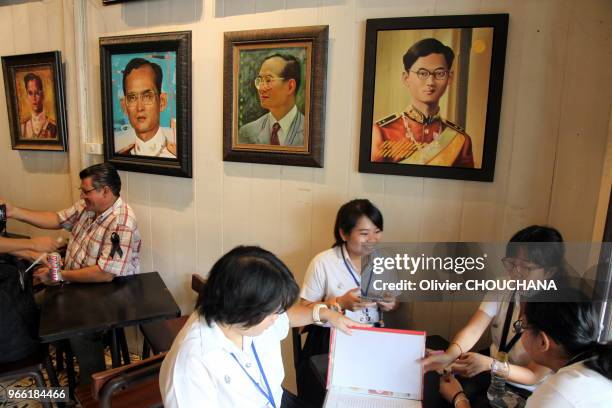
[3,162,141,282]
[2,162,141,383]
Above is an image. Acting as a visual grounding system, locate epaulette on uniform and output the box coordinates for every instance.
[444,119,465,133]
[376,113,401,127]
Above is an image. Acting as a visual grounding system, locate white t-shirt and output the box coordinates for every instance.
[526,361,612,407]
[159,311,289,408]
[301,246,380,323]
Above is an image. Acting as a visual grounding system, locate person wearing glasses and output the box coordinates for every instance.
[371,38,474,167]
[437,289,612,407]
[0,163,140,384]
[114,58,176,158]
[421,225,566,402]
[238,54,305,146]
[20,73,57,139]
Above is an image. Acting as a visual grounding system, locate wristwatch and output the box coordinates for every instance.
[312,303,329,326]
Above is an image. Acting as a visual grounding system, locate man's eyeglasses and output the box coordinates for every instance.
[513,318,533,335]
[409,68,450,81]
[125,90,158,106]
[501,257,542,275]
[254,76,285,89]
[77,187,98,195]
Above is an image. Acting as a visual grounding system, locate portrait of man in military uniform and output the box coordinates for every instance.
[19,72,58,140]
[371,38,474,168]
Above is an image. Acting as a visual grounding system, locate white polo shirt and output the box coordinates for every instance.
[526,361,612,407]
[301,246,380,323]
[159,311,289,407]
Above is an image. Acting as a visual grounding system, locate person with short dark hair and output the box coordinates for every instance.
[438,289,612,407]
[20,72,57,139]
[114,57,176,157]
[422,225,567,399]
[371,38,474,167]
[1,162,141,282]
[238,53,305,146]
[159,246,360,407]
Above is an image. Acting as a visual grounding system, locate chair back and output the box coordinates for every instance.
[92,352,166,408]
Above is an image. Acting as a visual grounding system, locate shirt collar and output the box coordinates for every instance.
[404,105,441,125]
[269,105,298,144]
[94,197,123,223]
[31,111,47,124]
[197,314,254,355]
[133,127,167,156]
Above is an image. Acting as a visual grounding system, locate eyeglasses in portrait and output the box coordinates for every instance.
[358,14,508,182]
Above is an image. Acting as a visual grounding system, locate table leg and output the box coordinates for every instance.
[63,340,76,400]
[110,329,120,368]
[117,328,131,365]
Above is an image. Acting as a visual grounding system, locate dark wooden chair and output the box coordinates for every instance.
[140,274,206,357]
[0,346,60,408]
[75,352,166,408]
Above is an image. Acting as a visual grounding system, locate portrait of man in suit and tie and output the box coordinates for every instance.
[238,54,305,147]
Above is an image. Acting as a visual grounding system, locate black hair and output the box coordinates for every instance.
[403,38,455,72]
[333,199,383,247]
[506,225,565,268]
[79,163,121,197]
[23,73,43,91]
[197,246,299,328]
[122,58,163,95]
[524,289,612,380]
[263,53,301,92]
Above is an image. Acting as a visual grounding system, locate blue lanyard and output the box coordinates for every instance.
[230,342,276,408]
[341,245,360,287]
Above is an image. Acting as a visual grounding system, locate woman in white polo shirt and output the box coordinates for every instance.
[422,226,566,398]
[438,288,612,407]
[159,246,360,408]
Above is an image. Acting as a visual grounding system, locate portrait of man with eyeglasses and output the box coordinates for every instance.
[114,57,177,158]
[19,72,58,140]
[371,38,474,167]
[238,53,305,147]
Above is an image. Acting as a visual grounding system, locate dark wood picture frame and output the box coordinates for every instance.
[223,25,328,167]
[358,14,508,182]
[100,31,192,178]
[1,51,68,151]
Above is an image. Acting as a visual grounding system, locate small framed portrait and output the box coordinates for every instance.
[1,51,68,151]
[223,26,328,167]
[358,14,508,182]
[100,31,192,178]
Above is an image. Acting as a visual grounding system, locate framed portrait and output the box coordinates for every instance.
[100,31,192,178]
[1,51,68,151]
[358,14,508,182]
[223,25,328,167]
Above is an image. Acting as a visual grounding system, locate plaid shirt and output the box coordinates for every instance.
[58,197,141,276]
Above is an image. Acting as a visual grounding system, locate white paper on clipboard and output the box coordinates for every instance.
[324,326,425,407]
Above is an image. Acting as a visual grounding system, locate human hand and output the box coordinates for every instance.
[439,373,465,404]
[420,349,456,373]
[30,236,63,253]
[451,352,493,378]
[323,309,369,335]
[377,296,398,312]
[337,288,376,311]
[33,266,52,285]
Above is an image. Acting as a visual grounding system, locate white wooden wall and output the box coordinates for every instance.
[0,0,610,392]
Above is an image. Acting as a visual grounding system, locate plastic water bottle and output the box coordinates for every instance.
[487,351,509,408]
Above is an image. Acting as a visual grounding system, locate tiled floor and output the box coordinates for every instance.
[0,344,142,408]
